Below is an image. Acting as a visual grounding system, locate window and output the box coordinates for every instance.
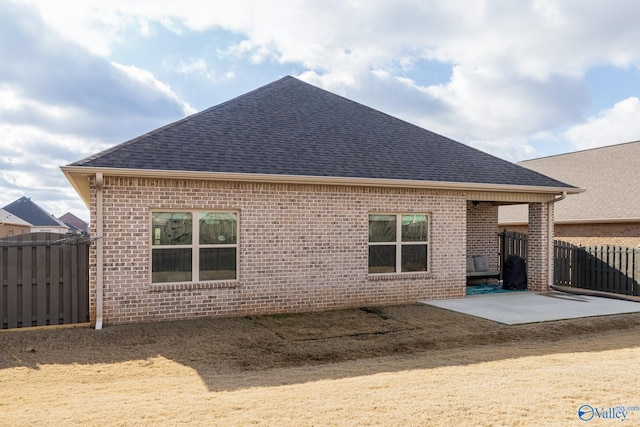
[368,214,429,274]
[151,211,238,283]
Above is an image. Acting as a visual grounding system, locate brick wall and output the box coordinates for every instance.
[466,201,499,270]
[501,223,640,248]
[556,223,640,248]
[88,177,468,325]
[527,202,551,292]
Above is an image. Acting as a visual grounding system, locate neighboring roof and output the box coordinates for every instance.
[3,197,69,228]
[499,140,640,224]
[58,212,89,232]
[0,208,32,226]
[64,76,577,204]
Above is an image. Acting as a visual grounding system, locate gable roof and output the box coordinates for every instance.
[0,208,32,227]
[499,140,640,224]
[63,76,577,205]
[3,197,68,228]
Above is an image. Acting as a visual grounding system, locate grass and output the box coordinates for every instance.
[1,303,640,426]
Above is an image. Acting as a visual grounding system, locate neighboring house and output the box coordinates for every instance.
[499,141,640,248]
[0,208,32,238]
[61,76,579,327]
[3,197,69,234]
[59,212,90,235]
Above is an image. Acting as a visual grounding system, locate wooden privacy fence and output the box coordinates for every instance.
[0,233,89,329]
[555,241,640,296]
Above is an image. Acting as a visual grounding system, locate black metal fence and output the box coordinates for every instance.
[499,229,640,296]
[498,229,527,272]
[555,240,639,296]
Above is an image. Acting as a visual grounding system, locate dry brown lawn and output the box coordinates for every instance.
[2,304,640,426]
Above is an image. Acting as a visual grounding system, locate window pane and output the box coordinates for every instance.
[199,212,237,244]
[152,248,192,282]
[369,245,396,273]
[200,248,236,280]
[369,215,396,242]
[402,215,428,242]
[401,244,428,272]
[152,212,192,245]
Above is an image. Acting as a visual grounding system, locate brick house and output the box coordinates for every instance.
[62,76,578,328]
[499,141,640,247]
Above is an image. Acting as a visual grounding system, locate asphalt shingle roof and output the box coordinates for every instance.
[3,197,68,228]
[70,76,573,189]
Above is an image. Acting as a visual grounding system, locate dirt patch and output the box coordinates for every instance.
[3,303,640,375]
[2,303,640,425]
[251,307,415,340]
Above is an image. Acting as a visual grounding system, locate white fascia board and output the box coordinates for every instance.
[61,166,583,205]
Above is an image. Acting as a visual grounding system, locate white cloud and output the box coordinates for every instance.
[0,84,85,123]
[426,65,589,140]
[563,97,640,150]
[174,58,235,82]
[19,1,130,56]
[22,0,640,146]
[1,123,108,161]
[0,3,201,217]
[0,85,23,110]
[0,123,108,217]
[24,1,640,78]
[110,62,196,115]
[6,0,640,215]
[467,138,542,163]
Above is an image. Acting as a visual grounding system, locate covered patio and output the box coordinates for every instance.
[465,193,569,294]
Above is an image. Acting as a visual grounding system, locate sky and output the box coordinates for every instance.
[1,0,640,222]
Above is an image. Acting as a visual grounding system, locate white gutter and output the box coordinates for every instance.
[547,191,567,289]
[95,172,104,330]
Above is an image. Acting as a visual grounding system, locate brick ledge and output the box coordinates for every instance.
[368,272,432,281]
[150,281,239,292]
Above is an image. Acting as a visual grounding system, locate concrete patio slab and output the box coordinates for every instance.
[421,291,640,325]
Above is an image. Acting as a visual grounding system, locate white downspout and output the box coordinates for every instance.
[547,191,567,290]
[95,172,104,330]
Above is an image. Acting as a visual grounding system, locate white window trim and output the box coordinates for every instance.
[149,209,239,284]
[368,213,430,275]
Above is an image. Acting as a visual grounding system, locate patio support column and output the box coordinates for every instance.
[528,202,553,292]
